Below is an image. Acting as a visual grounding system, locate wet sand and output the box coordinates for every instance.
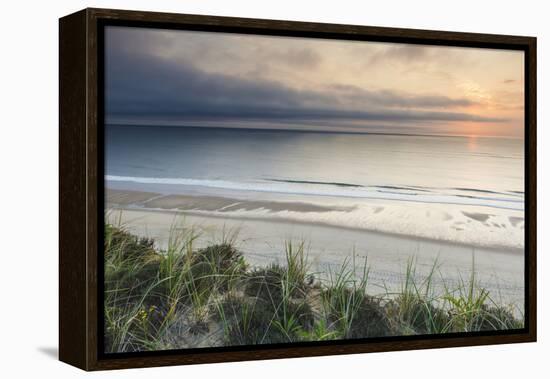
[107,188,352,213]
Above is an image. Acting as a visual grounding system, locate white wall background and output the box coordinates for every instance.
[0,0,547,377]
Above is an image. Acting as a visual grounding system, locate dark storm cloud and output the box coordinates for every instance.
[105,49,331,118]
[105,33,506,126]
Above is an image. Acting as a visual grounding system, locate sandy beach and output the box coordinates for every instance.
[106,189,524,308]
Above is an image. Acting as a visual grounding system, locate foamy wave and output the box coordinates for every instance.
[106,175,524,211]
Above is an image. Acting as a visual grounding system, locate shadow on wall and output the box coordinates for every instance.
[37,347,58,359]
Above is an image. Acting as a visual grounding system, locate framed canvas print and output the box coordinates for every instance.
[59,8,537,370]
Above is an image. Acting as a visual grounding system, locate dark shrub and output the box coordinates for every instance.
[244,264,287,303]
[386,294,450,335]
[347,295,390,338]
[218,294,283,345]
[457,304,523,331]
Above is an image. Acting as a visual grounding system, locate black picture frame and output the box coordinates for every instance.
[59,8,537,371]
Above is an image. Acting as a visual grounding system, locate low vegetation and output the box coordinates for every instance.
[103,223,523,353]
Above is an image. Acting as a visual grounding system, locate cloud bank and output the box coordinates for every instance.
[105,26,522,136]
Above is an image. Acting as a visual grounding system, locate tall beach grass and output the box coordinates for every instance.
[103,221,523,353]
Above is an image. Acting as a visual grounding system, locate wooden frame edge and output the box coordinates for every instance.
[526,37,537,343]
[59,9,88,370]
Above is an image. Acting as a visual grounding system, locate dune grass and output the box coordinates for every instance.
[103,222,523,353]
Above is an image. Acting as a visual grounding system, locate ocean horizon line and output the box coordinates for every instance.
[105,123,524,140]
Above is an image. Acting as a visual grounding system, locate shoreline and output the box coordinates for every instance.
[106,188,524,254]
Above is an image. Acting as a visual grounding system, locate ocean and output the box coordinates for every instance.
[105,125,525,249]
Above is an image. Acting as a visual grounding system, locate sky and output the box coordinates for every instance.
[105,26,525,138]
